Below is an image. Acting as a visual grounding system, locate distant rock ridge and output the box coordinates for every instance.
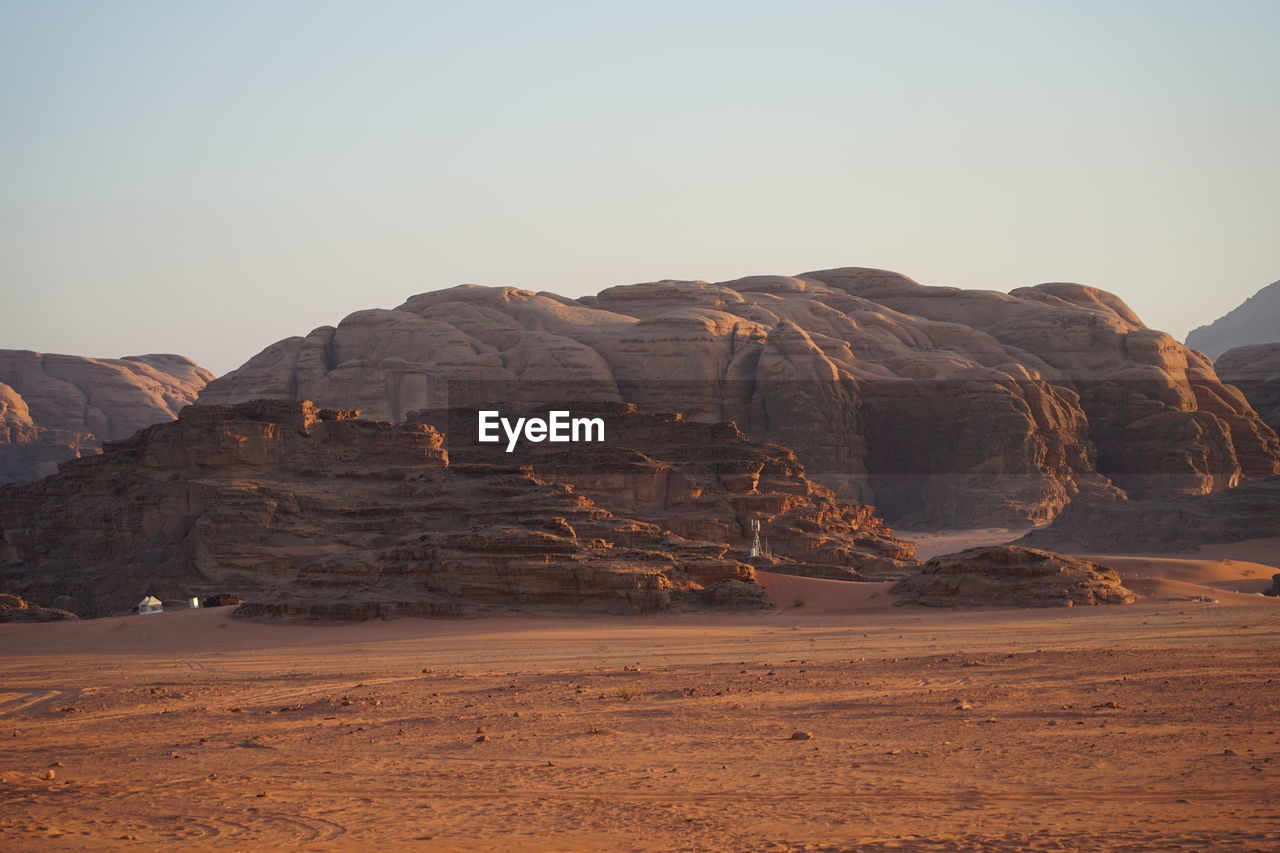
[1187,280,1280,359]
[1215,343,1280,434]
[199,267,1280,527]
[0,350,213,485]
[0,399,913,619]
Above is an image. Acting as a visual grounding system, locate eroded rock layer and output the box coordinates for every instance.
[0,350,213,485]
[0,593,77,622]
[0,400,912,619]
[891,546,1136,607]
[413,402,916,580]
[1018,476,1280,554]
[199,268,1280,527]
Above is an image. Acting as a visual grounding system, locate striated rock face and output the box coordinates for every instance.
[0,400,911,620]
[0,593,77,622]
[200,268,1279,527]
[0,350,213,486]
[1216,343,1280,434]
[413,402,916,580]
[891,546,1136,607]
[1187,280,1280,360]
[1017,476,1280,555]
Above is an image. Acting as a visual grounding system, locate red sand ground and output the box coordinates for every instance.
[1,545,1278,851]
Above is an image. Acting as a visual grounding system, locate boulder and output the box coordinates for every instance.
[891,546,1136,607]
[0,593,77,622]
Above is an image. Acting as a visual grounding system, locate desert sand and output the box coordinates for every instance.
[1,550,1278,852]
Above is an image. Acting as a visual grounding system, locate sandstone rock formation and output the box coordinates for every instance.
[0,593,77,622]
[0,400,911,619]
[891,546,1136,607]
[1215,343,1280,433]
[1187,280,1280,359]
[1018,476,1280,554]
[414,402,916,580]
[200,268,1280,527]
[0,350,213,485]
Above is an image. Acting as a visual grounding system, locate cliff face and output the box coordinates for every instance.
[1216,343,1280,434]
[0,400,913,619]
[1187,280,1280,359]
[199,269,1280,527]
[1017,476,1280,554]
[0,350,213,485]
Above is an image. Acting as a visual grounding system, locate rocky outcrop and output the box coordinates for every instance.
[0,350,213,485]
[0,400,912,619]
[1187,280,1280,360]
[0,593,77,622]
[1216,343,1280,433]
[891,546,1136,607]
[200,269,1279,527]
[414,402,916,579]
[1018,476,1280,554]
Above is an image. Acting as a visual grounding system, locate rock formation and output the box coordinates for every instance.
[891,546,1136,607]
[0,593,77,622]
[200,268,1280,527]
[0,399,912,619]
[414,402,916,580]
[0,350,213,485]
[1215,343,1280,433]
[1186,280,1280,359]
[1018,476,1280,554]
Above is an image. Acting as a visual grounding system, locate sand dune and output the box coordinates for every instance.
[755,571,898,613]
[1081,554,1279,595]
[1192,538,1280,571]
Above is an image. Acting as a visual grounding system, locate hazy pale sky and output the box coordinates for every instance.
[2,0,1277,375]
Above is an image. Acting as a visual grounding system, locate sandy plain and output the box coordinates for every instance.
[1,544,1278,852]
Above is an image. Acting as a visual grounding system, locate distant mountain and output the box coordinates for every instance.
[199,267,1280,527]
[1186,280,1280,359]
[0,350,212,485]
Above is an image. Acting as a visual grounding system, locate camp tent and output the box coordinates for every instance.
[136,596,163,615]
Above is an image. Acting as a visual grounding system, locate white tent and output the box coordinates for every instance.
[136,595,163,615]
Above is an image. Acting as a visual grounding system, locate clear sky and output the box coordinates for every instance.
[2,0,1277,375]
